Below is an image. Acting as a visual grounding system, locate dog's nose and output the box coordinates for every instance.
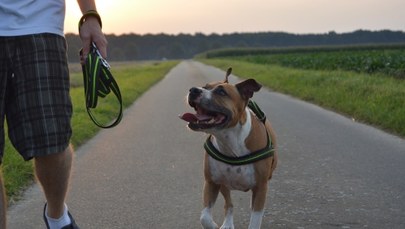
[189,87,202,100]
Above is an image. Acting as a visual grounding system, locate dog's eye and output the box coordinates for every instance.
[214,87,227,96]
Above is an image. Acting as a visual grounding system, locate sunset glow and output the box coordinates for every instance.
[65,0,405,35]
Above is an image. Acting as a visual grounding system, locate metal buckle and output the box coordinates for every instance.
[91,42,111,70]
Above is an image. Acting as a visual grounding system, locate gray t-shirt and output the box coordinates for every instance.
[0,0,65,36]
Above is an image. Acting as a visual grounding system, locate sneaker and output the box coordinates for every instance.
[43,203,80,229]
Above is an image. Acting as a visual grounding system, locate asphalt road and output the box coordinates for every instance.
[7,60,405,228]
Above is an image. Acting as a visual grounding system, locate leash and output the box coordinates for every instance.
[204,100,274,166]
[80,43,123,128]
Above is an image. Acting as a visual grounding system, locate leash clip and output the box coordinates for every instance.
[91,42,111,70]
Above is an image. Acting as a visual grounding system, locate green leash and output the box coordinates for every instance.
[80,43,123,128]
[204,100,274,166]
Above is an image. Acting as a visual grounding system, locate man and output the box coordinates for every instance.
[0,0,107,228]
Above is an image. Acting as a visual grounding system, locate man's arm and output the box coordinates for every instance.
[77,0,108,61]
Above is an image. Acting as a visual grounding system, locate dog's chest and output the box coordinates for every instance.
[208,157,256,191]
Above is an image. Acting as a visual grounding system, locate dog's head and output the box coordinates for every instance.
[180,68,262,132]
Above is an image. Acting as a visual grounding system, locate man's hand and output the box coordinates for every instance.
[79,16,107,64]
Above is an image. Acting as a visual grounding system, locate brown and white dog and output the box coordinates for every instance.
[180,69,278,229]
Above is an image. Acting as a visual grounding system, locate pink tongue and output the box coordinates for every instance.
[179,113,212,122]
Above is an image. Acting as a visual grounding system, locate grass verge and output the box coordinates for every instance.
[199,58,405,137]
[1,60,179,204]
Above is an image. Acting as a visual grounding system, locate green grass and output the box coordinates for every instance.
[1,60,179,203]
[199,58,405,137]
[1,139,34,205]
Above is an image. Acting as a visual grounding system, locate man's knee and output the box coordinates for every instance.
[34,145,73,171]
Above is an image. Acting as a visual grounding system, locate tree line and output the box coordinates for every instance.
[65,29,405,62]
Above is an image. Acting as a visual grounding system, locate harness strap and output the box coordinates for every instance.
[248,100,266,123]
[81,43,123,128]
[204,100,274,166]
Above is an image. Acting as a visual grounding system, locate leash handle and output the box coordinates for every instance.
[81,44,123,128]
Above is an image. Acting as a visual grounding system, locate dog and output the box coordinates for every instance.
[179,68,278,229]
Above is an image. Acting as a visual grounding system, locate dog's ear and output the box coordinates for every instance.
[236,79,262,100]
[224,67,232,83]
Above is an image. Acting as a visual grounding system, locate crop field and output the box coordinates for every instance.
[201,44,405,78]
[236,49,405,78]
[198,44,405,139]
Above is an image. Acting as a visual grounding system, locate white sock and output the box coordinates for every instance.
[45,204,71,229]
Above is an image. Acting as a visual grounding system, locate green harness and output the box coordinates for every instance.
[204,100,275,166]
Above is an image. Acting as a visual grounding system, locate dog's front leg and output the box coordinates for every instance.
[201,181,220,229]
[219,186,234,229]
[248,182,268,229]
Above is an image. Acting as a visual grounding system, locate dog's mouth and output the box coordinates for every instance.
[179,104,228,130]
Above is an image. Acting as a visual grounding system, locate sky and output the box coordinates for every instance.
[65,0,405,35]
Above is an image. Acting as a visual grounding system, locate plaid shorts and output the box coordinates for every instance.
[0,33,72,163]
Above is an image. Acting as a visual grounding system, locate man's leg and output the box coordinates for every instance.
[0,173,6,228]
[34,145,73,219]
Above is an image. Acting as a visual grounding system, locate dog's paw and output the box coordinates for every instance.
[220,218,234,229]
[201,217,218,229]
[201,221,218,229]
[201,208,219,229]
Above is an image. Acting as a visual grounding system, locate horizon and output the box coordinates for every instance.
[65,0,405,36]
[64,28,405,37]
